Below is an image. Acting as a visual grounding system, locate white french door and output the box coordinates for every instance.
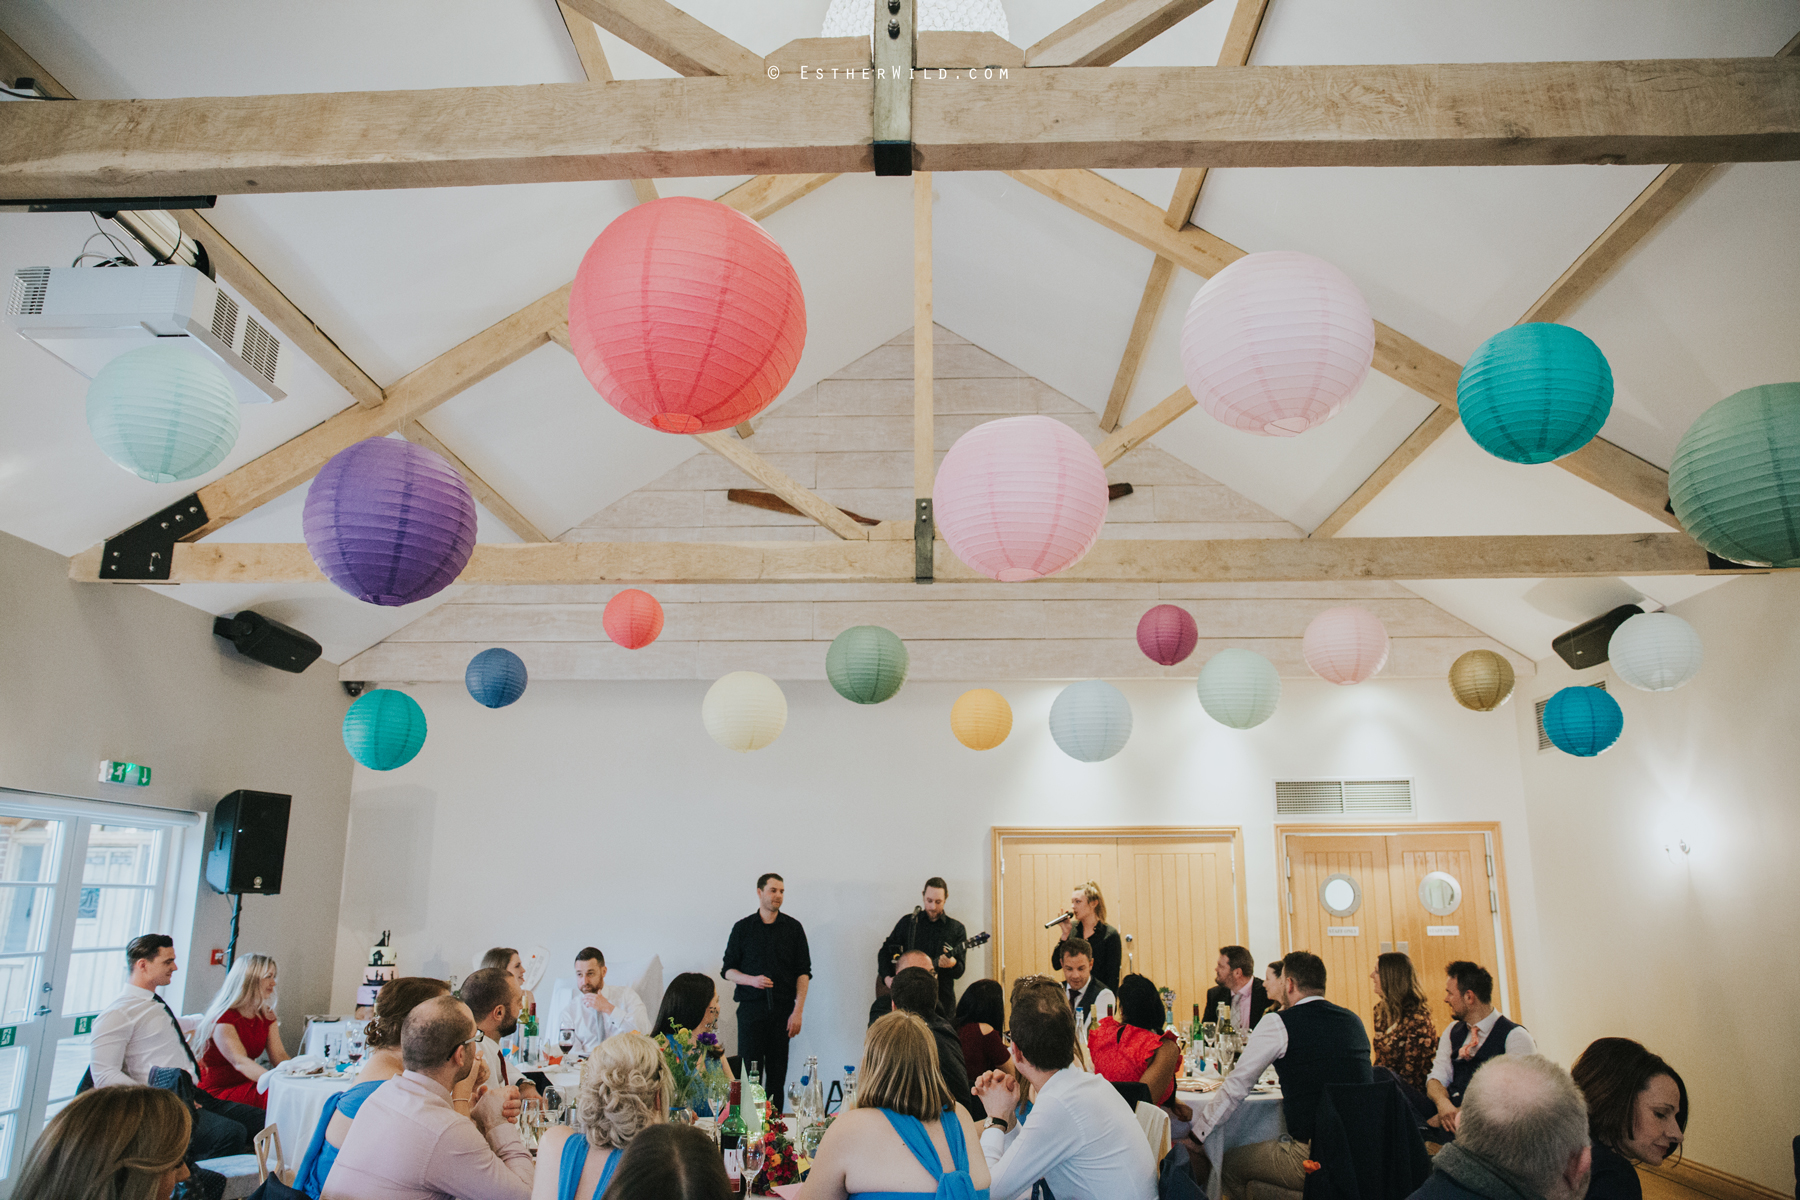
[0,792,201,1191]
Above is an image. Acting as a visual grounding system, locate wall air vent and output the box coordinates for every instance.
[1276,779,1414,817]
[209,290,239,345]
[8,267,49,317]
[241,315,280,385]
[1535,680,1607,752]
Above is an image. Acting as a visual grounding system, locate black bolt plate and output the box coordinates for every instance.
[874,141,913,178]
[99,493,208,580]
[914,497,934,584]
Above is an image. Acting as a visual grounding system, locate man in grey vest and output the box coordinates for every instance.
[1192,950,1373,1199]
[1426,961,1536,1136]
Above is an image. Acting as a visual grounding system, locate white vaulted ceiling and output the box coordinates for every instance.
[1,0,1796,666]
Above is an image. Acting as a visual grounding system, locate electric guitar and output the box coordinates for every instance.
[877,932,991,995]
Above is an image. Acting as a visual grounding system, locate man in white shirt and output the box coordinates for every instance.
[88,933,265,1159]
[546,947,649,1058]
[462,967,538,1106]
[1426,960,1536,1135]
[972,977,1155,1200]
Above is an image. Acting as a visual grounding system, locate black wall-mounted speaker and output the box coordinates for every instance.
[206,790,291,895]
[1551,604,1643,671]
[212,611,321,674]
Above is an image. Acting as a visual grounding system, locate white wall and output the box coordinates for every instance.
[0,532,354,1029]
[331,671,1542,1082]
[1515,574,1800,1190]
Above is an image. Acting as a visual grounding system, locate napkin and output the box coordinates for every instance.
[257,1055,330,1094]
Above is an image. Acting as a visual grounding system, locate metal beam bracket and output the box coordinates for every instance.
[872,0,914,176]
[98,493,208,580]
[914,497,934,584]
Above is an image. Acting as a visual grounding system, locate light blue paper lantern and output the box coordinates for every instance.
[1668,383,1800,568]
[1196,649,1282,729]
[825,625,909,704]
[343,689,427,770]
[1542,686,1623,758]
[465,647,528,708]
[86,344,240,482]
[1457,323,1612,464]
[1049,680,1132,762]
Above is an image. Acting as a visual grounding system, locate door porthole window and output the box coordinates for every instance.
[1319,874,1361,917]
[1418,871,1462,916]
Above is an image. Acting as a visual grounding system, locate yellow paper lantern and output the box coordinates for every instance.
[1448,650,1515,712]
[702,671,788,752]
[951,688,1012,750]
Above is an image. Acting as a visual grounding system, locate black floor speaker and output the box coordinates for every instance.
[206,790,291,895]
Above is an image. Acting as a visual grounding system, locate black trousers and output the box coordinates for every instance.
[190,1090,265,1160]
[737,1007,793,1104]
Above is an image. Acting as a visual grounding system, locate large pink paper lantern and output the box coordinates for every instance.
[1137,604,1199,666]
[1303,606,1390,685]
[933,415,1109,582]
[1179,251,1375,437]
[568,196,806,434]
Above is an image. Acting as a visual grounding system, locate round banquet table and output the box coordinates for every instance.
[1177,1086,1284,1200]
[265,1070,359,1164]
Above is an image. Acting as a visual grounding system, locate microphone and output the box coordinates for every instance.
[1043,911,1073,929]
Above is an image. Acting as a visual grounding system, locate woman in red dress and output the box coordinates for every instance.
[195,953,289,1108]
[1086,973,1188,1117]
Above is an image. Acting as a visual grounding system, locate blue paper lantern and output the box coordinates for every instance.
[465,648,528,708]
[1542,686,1623,758]
[1049,680,1132,762]
[1669,383,1800,568]
[1196,649,1281,729]
[303,438,478,606]
[342,689,427,770]
[86,344,241,482]
[1457,323,1613,464]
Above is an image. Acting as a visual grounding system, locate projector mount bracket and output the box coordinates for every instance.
[99,493,207,581]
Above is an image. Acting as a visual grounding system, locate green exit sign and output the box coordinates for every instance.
[99,761,151,787]
[73,1015,94,1036]
[0,1026,14,1048]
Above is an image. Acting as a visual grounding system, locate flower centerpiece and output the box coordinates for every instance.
[750,1099,800,1194]
[652,1024,718,1114]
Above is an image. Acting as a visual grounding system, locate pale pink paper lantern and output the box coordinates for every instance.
[933,415,1109,582]
[1137,604,1199,666]
[1179,251,1375,437]
[1303,606,1390,685]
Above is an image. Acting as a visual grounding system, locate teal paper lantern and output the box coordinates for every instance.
[1542,686,1623,758]
[1457,323,1612,464]
[86,344,241,482]
[1196,649,1282,729]
[1049,680,1132,762]
[465,647,528,708]
[825,625,909,704]
[342,689,427,770]
[1668,383,1800,567]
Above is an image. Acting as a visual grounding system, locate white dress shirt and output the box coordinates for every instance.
[322,1070,532,1200]
[979,1067,1157,1200]
[548,985,649,1057]
[1193,994,1326,1140]
[1428,1009,1536,1090]
[89,985,199,1088]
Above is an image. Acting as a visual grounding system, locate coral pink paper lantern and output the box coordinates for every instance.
[603,588,665,649]
[933,415,1109,582]
[1179,251,1375,436]
[1137,604,1199,666]
[568,196,806,434]
[1303,606,1390,685]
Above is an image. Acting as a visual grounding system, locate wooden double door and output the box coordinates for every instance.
[1277,824,1519,1036]
[992,828,1246,1023]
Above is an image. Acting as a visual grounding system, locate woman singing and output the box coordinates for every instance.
[1048,881,1123,992]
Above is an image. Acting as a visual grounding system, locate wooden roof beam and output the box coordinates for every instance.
[557,0,763,78]
[556,1,658,205]
[400,420,551,543]
[1027,0,1214,68]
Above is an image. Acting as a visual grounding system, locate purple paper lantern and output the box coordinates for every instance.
[1137,604,1199,666]
[303,438,478,606]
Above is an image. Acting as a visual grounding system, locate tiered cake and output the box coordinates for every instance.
[357,930,397,1007]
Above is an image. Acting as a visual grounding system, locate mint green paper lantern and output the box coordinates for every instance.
[86,345,241,482]
[826,625,909,704]
[1669,383,1800,568]
[1196,648,1282,729]
[342,689,427,771]
[1049,680,1132,762]
[1457,323,1612,464]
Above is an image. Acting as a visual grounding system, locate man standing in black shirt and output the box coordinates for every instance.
[876,877,967,1017]
[721,872,811,1102]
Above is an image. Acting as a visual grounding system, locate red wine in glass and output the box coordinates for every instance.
[560,1029,574,1057]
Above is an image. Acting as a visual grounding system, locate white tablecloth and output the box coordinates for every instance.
[1178,1088,1284,1200]
[265,1071,359,1164]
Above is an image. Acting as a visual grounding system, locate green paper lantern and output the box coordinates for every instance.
[342,689,427,771]
[825,625,909,704]
[1457,323,1612,464]
[1196,648,1281,729]
[86,344,241,482]
[1669,383,1800,568]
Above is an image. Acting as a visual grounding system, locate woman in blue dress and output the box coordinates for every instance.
[294,977,450,1197]
[531,1031,672,1200]
[801,1011,990,1200]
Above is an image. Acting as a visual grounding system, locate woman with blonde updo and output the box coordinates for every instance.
[15,1084,191,1200]
[533,1031,670,1200]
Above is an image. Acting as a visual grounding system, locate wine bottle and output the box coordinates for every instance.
[721,1081,746,1193]
[1189,1003,1202,1046]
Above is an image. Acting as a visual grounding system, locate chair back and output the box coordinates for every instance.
[1301,1080,1430,1200]
[253,1125,293,1185]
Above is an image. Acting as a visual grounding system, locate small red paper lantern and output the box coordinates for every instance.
[568,197,806,434]
[604,589,664,649]
[1136,604,1199,666]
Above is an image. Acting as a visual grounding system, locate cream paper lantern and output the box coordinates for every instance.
[1195,648,1282,729]
[1302,606,1390,686]
[1608,612,1703,692]
[702,671,788,752]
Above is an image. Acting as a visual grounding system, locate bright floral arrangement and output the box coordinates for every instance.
[750,1100,801,1194]
[653,1024,725,1112]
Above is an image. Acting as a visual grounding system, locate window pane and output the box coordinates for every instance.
[0,1112,13,1179]
[45,1034,90,1106]
[0,958,39,1025]
[0,819,60,885]
[62,951,123,1018]
[82,827,164,886]
[0,1046,25,1112]
[70,888,156,951]
[0,888,53,956]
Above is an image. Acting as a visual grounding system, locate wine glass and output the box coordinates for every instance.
[345,1031,365,1069]
[742,1140,766,1189]
[786,1082,803,1120]
[560,1027,574,1058]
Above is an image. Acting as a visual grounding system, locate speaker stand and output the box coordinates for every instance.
[225,893,242,970]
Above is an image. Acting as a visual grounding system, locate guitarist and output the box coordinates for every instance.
[876,877,968,1016]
